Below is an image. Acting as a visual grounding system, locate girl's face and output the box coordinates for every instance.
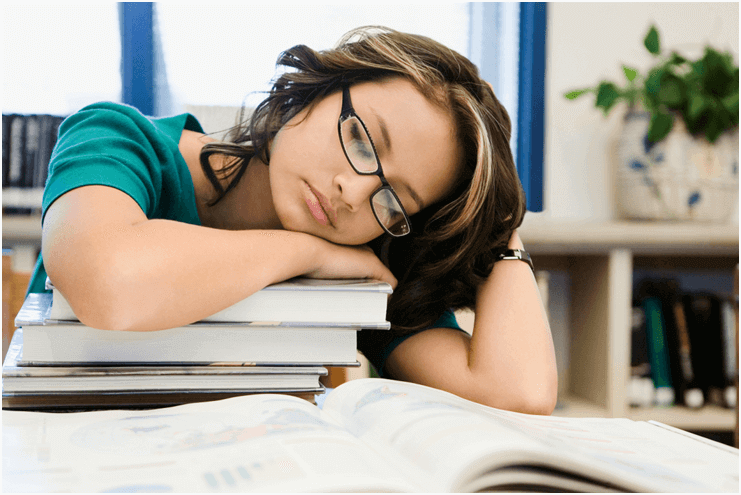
[268,77,463,245]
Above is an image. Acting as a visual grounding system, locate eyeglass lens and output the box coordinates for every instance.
[339,116,410,236]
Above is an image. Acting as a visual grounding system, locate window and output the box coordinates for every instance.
[3,4,121,115]
[155,5,469,110]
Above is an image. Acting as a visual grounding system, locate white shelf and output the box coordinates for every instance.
[2,188,43,208]
[2,214,42,243]
[628,405,737,431]
[520,218,738,255]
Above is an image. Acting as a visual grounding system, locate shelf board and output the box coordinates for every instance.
[555,396,737,431]
[2,214,42,242]
[520,218,738,255]
[552,395,610,418]
[627,404,737,431]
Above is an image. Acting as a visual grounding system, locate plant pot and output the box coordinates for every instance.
[615,112,739,222]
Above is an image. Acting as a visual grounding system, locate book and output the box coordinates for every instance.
[629,304,655,407]
[3,378,738,493]
[637,279,703,408]
[17,293,376,365]
[48,277,393,324]
[684,292,731,408]
[720,296,738,408]
[3,330,327,394]
[2,389,320,411]
[643,297,675,406]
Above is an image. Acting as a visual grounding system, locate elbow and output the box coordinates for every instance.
[473,374,559,415]
[50,255,140,332]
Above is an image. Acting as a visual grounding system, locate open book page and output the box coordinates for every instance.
[322,378,738,492]
[2,394,418,493]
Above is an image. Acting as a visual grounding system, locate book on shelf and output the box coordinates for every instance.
[684,292,736,408]
[629,304,656,407]
[16,293,383,365]
[642,296,675,406]
[637,279,704,408]
[4,378,738,493]
[47,276,392,324]
[2,113,64,213]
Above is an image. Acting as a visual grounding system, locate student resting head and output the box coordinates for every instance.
[199,26,526,336]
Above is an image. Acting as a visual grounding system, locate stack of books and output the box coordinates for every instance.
[2,278,391,410]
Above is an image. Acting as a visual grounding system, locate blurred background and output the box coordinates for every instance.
[3,3,739,445]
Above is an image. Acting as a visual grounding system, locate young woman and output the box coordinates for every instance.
[31,27,557,414]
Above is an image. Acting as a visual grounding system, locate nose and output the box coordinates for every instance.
[333,169,381,212]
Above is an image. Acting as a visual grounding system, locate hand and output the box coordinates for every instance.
[304,237,398,290]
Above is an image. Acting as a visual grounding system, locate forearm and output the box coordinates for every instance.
[48,220,320,331]
[467,237,558,413]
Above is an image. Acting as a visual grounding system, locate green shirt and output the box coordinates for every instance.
[28,102,205,294]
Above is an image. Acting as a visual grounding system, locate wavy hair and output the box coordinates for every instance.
[200,26,526,337]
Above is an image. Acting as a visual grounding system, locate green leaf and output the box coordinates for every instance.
[688,93,709,119]
[645,68,664,95]
[658,76,685,108]
[623,66,638,82]
[564,89,590,100]
[644,25,660,55]
[722,93,739,116]
[647,111,674,143]
[595,82,621,115]
[669,52,687,65]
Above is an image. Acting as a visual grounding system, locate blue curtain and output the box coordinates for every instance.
[119,2,154,116]
[517,3,547,212]
[469,2,546,212]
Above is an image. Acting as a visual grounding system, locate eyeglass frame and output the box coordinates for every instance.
[337,85,412,237]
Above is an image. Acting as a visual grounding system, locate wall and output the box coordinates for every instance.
[539,2,739,222]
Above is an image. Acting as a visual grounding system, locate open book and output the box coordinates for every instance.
[3,378,738,492]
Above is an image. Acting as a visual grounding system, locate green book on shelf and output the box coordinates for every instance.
[643,297,674,406]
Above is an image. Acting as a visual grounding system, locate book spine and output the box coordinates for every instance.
[672,299,704,408]
[2,114,12,188]
[629,305,654,407]
[23,115,40,189]
[8,115,26,189]
[720,298,738,408]
[643,297,674,406]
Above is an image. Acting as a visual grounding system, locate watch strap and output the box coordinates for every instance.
[496,249,534,271]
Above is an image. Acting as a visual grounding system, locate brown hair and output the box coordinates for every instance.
[200,26,525,335]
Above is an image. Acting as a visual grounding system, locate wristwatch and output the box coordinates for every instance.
[496,249,534,271]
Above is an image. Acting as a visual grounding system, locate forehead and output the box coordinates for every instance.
[349,78,463,209]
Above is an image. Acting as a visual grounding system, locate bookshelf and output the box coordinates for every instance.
[3,212,738,433]
[519,217,739,432]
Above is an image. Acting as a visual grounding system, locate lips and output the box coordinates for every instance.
[304,182,335,227]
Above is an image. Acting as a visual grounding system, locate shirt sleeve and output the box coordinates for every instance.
[42,102,174,224]
[357,309,467,378]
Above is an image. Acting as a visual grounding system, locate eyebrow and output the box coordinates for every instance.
[371,109,425,211]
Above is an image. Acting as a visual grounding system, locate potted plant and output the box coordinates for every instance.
[565,25,739,222]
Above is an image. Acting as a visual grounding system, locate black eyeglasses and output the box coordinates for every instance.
[337,85,412,237]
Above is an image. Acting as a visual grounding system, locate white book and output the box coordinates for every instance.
[3,378,738,493]
[17,294,370,365]
[46,277,392,324]
[2,330,327,393]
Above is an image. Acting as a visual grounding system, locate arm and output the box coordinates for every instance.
[384,230,558,414]
[43,185,396,331]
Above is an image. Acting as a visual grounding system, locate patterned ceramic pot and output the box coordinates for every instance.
[616,112,739,222]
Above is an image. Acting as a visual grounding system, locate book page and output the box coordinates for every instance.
[3,394,418,493]
[323,379,737,492]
